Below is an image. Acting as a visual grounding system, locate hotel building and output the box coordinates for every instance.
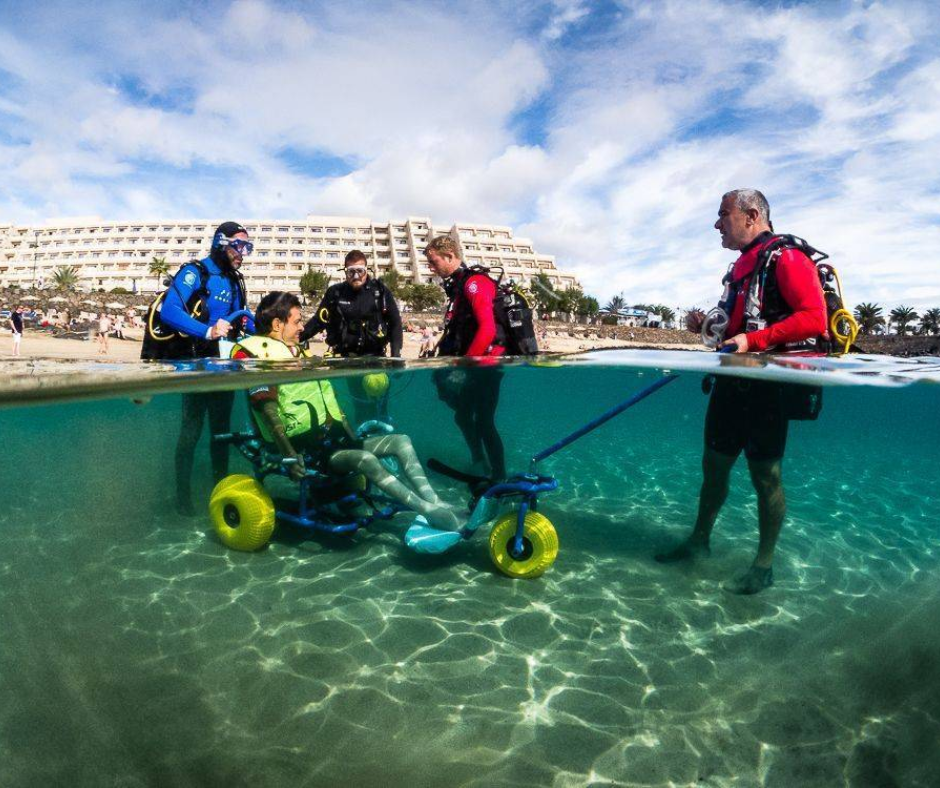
[0,215,579,299]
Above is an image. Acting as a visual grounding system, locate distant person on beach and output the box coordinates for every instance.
[234,292,458,529]
[655,189,827,594]
[143,221,250,515]
[8,306,23,356]
[419,326,435,358]
[424,235,507,482]
[97,313,112,354]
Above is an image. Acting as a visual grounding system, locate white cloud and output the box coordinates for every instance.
[1,0,939,311]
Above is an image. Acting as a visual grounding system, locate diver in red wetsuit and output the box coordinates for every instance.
[424,235,507,482]
[656,189,828,594]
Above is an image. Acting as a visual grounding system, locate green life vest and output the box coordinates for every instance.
[232,335,345,440]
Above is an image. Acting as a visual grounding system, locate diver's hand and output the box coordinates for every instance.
[722,334,749,353]
[208,318,232,340]
[287,455,307,482]
[686,309,706,334]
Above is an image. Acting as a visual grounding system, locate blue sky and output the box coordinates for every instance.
[1,0,939,309]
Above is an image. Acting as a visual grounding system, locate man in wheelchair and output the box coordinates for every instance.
[232,292,460,531]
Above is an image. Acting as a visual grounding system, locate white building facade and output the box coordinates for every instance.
[0,215,579,297]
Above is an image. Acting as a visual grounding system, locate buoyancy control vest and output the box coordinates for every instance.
[322,280,391,356]
[704,235,858,355]
[438,265,538,357]
[140,259,247,360]
[231,335,345,441]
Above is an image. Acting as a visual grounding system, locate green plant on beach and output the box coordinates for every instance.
[854,303,886,335]
[530,273,558,313]
[52,265,80,291]
[401,283,443,313]
[576,295,600,320]
[148,256,169,287]
[603,295,625,314]
[889,305,919,336]
[919,308,940,336]
[299,266,331,304]
[380,268,406,298]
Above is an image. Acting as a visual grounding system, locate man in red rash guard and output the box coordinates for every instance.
[424,235,507,482]
[657,189,827,595]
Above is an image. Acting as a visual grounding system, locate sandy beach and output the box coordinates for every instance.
[1,328,704,362]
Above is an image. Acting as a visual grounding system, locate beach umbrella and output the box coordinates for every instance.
[82,299,99,306]
[21,295,39,301]
[134,304,149,311]
[106,301,125,309]
[49,296,67,303]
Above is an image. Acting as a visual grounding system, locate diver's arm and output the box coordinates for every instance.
[464,275,499,356]
[255,400,306,480]
[159,264,215,339]
[300,291,332,343]
[385,290,404,358]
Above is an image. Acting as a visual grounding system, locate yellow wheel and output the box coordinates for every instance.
[209,475,275,552]
[488,511,559,579]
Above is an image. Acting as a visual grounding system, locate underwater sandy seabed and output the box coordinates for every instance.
[0,358,938,787]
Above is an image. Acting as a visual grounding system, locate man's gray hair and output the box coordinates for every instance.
[723,188,771,225]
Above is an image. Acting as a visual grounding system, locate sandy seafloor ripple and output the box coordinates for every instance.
[0,365,938,787]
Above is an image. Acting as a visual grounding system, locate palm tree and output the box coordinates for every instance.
[148,256,169,288]
[603,295,626,314]
[52,265,80,291]
[299,266,331,304]
[889,305,919,336]
[920,307,940,336]
[854,303,885,335]
[653,305,677,325]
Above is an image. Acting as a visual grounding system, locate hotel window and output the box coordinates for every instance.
[292,252,303,258]
[292,226,304,232]
[310,227,322,232]
[262,226,272,232]
[276,252,286,257]
[278,226,288,232]
[327,252,339,259]
[345,228,356,235]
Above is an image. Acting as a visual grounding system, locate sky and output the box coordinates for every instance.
[1,0,939,310]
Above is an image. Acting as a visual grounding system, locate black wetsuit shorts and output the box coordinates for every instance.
[704,377,791,462]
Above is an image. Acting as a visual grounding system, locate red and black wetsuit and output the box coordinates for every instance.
[707,232,827,462]
[438,266,506,357]
[434,265,506,480]
[726,231,828,351]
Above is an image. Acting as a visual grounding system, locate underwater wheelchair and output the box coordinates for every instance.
[208,419,409,552]
[209,417,564,579]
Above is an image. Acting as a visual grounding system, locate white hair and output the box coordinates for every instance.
[723,189,771,225]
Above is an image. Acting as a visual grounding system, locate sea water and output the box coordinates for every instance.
[0,351,938,787]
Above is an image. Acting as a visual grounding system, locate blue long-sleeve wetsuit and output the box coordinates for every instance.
[160,256,245,343]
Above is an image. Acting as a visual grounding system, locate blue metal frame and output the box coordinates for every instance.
[213,428,407,536]
[475,475,559,558]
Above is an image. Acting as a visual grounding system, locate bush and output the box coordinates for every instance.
[110,287,131,294]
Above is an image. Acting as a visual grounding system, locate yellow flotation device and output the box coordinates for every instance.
[231,335,345,441]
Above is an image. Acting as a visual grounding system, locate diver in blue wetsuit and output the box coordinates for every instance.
[148,221,251,515]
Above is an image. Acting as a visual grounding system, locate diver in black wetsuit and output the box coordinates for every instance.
[301,249,403,424]
[300,249,402,359]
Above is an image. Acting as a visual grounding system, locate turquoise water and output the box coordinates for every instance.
[0,355,938,786]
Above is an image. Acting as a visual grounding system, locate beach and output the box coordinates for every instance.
[0,328,705,362]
